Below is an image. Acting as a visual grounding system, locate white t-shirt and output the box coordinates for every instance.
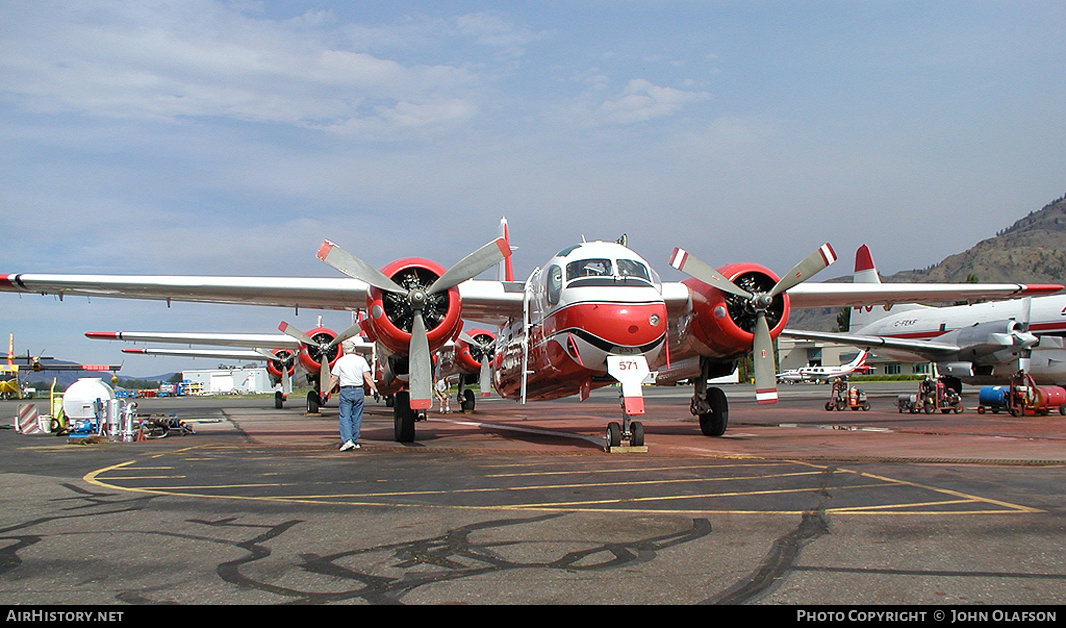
[331,353,372,387]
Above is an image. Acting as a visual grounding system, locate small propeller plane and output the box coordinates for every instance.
[776,350,871,384]
[1,333,123,399]
[2,221,1060,446]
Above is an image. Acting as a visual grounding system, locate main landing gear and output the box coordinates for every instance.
[690,357,730,436]
[392,391,427,443]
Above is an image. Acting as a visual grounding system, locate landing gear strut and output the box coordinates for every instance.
[605,355,649,450]
[691,357,730,436]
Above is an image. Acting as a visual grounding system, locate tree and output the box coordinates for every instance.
[835,307,850,332]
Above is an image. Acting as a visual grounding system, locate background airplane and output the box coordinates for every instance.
[781,245,1066,389]
[776,350,871,384]
[2,333,122,399]
[2,221,1060,446]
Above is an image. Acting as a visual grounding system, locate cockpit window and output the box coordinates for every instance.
[566,258,612,281]
[616,259,651,281]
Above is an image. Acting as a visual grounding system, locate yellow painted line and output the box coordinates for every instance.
[82,458,1043,516]
[485,461,795,478]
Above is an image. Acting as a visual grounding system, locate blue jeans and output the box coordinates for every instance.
[338,386,365,443]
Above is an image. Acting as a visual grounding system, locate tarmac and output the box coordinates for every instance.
[0,382,1064,608]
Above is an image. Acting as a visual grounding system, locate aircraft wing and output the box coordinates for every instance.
[662,280,1061,315]
[0,274,525,322]
[785,282,1062,308]
[121,347,274,361]
[780,328,960,359]
[87,331,304,349]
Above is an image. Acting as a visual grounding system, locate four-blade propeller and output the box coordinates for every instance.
[459,331,496,397]
[670,243,837,404]
[317,237,509,409]
[277,321,363,400]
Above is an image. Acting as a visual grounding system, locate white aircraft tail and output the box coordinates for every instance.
[849,244,926,331]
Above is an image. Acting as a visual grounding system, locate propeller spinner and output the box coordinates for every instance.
[670,244,837,404]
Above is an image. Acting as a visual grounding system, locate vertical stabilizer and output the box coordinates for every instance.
[850,245,923,331]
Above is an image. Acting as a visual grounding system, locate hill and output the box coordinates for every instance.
[789,193,1066,332]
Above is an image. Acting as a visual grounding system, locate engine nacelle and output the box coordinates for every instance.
[455,328,496,375]
[364,258,464,358]
[296,327,342,373]
[264,348,297,382]
[937,361,975,378]
[681,263,789,358]
[951,320,1036,364]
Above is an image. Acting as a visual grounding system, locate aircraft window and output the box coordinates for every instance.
[547,265,563,305]
[566,259,612,281]
[616,259,651,281]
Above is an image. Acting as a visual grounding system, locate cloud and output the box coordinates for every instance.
[0,1,480,139]
[575,77,711,126]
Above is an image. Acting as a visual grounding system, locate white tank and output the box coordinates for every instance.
[63,378,116,420]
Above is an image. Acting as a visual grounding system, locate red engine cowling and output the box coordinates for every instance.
[455,328,496,374]
[264,348,297,381]
[296,327,342,373]
[362,257,464,357]
[682,262,790,358]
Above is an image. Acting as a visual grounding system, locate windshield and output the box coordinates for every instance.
[616,259,651,281]
[566,258,612,281]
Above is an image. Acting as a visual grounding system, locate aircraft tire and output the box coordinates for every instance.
[698,387,728,437]
[275,391,284,409]
[306,390,320,414]
[394,391,416,443]
[606,422,622,448]
[460,389,476,413]
[630,421,645,447]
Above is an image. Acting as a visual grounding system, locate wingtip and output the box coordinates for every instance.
[1020,284,1064,296]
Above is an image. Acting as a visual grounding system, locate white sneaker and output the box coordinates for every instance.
[339,440,356,451]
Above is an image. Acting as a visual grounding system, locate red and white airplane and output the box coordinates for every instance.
[2,220,1061,446]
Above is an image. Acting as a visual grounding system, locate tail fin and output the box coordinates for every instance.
[497,216,515,282]
[849,244,924,331]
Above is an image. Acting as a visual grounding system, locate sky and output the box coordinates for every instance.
[1,0,1064,377]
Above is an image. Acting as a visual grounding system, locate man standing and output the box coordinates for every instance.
[328,340,377,451]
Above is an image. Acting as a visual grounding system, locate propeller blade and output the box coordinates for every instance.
[320,354,331,400]
[752,313,778,405]
[408,314,433,410]
[769,243,837,297]
[1017,296,1035,373]
[668,248,752,298]
[479,358,492,397]
[327,323,363,349]
[317,240,406,294]
[428,237,510,295]
[278,321,317,346]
